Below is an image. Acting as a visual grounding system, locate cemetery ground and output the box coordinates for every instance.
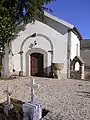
[0,77,90,120]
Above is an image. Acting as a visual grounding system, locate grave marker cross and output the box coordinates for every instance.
[3,87,13,116]
[4,87,12,105]
[30,79,39,103]
[23,79,42,120]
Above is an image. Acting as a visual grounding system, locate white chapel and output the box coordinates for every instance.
[2,12,82,79]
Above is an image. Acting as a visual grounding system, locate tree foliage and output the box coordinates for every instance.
[0,0,55,44]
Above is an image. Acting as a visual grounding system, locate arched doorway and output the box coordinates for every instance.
[20,33,53,76]
[70,56,85,79]
[30,53,44,77]
[26,48,48,76]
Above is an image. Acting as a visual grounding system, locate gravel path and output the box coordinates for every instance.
[0,77,90,120]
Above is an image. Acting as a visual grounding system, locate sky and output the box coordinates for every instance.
[46,0,90,39]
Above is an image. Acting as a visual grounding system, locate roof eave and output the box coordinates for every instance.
[44,11,74,29]
[68,27,82,41]
[44,12,82,40]
[73,27,82,40]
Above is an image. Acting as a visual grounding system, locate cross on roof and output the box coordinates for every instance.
[30,79,39,104]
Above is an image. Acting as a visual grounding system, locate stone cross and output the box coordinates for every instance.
[30,79,39,103]
[4,87,13,116]
[4,87,12,105]
[23,79,42,120]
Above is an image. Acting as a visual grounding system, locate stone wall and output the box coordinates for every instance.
[70,71,81,79]
[85,67,90,80]
[70,69,90,80]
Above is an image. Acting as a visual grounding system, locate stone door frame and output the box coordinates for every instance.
[26,48,48,76]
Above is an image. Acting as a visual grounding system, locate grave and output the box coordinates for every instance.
[3,87,23,120]
[23,78,42,120]
[0,79,48,120]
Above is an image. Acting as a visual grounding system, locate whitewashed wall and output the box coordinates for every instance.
[10,20,68,77]
[70,32,80,60]
[70,32,80,71]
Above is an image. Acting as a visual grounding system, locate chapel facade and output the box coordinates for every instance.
[1,12,83,79]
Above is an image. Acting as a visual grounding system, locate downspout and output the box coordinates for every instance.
[67,29,71,78]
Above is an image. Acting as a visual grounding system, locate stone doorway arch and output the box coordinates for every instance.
[26,48,47,76]
[70,56,85,79]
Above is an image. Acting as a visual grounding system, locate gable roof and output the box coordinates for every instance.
[44,12,82,40]
[44,12,74,29]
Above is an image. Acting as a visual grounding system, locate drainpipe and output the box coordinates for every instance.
[67,29,71,79]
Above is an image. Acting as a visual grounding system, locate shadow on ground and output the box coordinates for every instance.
[76,91,90,98]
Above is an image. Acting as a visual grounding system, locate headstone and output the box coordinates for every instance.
[3,87,13,116]
[23,102,41,120]
[23,78,42,120]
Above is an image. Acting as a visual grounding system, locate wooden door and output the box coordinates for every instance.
[30,53,43,76]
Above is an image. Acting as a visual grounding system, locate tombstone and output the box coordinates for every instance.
[3,87,13,116]
[23,78,42,120]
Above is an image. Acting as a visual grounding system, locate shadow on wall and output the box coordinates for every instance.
[30,66,53,78]
[30,65,64,79]
[10,65,65,79]
[9,65,64,79]
[31,65,64,79]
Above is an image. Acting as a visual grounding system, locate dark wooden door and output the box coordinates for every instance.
[30,53,43,76]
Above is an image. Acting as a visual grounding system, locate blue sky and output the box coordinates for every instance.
[46,0,90,39]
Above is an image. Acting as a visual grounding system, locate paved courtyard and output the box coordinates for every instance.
[35,77,90,120]
[0,77,90,120]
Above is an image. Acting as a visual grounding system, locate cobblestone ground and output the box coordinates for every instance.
[35,77,90,120]
[0,77,90,120]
